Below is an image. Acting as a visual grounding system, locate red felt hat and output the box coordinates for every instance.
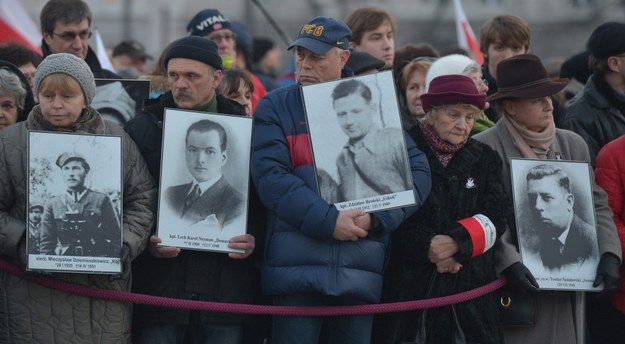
[421,74,486,112]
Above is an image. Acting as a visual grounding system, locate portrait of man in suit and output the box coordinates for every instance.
[164,119,244,229]
[525,164,598,270]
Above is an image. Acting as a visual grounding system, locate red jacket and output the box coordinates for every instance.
[595,134,625,314]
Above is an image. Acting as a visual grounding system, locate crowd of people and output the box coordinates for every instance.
[0,0,625,343]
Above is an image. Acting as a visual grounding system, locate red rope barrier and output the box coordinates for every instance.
[0,259,507,316]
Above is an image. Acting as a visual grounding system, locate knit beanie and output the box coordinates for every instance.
[425,54,475,91]
[34,53,96,104]
[163,36,223,71]
[252,37,275,64]
[587,22,625,59]
[186,9,231,37]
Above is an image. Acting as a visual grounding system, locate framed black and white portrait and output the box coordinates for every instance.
[94,78,150,126]
[27,131,123,274]
[302,70,415,212]
[510,158,600,291]
[157,109,251,253]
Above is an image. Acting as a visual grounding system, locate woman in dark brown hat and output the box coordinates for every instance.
[374,74,510,344]
[474,53,621,344]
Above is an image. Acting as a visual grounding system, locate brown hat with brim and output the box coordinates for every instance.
[487,54,568,101]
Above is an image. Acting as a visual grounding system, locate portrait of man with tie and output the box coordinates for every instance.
[524,164,598,271]
[164,119,244,229]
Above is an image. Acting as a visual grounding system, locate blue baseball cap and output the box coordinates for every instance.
[288,16,351,55]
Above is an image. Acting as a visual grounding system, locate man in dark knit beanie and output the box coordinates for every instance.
[124,34,261,343]
[562,22,625,166]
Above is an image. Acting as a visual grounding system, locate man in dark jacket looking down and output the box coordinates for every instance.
[125,36,261,344]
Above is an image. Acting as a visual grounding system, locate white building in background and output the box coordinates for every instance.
[19,0,625,71]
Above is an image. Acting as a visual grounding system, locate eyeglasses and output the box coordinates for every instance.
[474,78,489,88]
[52,30,92,42]
[208,32,236,43]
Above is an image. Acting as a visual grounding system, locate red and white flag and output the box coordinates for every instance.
[94,29,116,72]
[0,0,42,55]
[453,0,483,65]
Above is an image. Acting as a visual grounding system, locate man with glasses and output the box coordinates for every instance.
[40,0,119,79]
[186,8,267,113]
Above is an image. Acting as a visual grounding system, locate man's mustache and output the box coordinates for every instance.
[174,89,194,101]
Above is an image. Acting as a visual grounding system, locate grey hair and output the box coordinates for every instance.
[0,68,27,113]
[462,61,482,76]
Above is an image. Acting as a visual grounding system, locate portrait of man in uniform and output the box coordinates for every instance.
[39,152,121,257]
[164,119,244,229]
[27,203,43,254]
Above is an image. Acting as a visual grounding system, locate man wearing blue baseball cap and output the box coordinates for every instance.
[251,16,431,343]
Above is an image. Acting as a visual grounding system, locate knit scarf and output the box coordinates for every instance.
[26,105,106,134]
[501,113,555,159]
[419,121,466,167]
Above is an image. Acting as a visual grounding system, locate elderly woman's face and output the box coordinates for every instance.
[38,76,86,128]
[505,96,553,132]
[0,95,19,130]
[427,105,478,145]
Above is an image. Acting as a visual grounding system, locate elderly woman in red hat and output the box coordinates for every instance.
[374,74,510,344]
[474,53,622,344]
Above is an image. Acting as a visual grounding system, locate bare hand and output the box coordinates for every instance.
[148,235,181,258]
[333,209,369,241]
[228,234,255,260]
[353,212,372,232]
[435,257,463,274]
[428,235,459,263]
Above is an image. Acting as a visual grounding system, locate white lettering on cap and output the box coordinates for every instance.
[196,15,228,32]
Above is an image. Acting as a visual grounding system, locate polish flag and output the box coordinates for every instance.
[453,0,483,65]
[0,0,42,55]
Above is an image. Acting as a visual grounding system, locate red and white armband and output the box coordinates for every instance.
[457,214,497,258]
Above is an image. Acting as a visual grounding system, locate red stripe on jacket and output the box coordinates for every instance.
[286,133,313,169]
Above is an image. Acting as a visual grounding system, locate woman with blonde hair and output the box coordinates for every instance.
[0,53,156,343]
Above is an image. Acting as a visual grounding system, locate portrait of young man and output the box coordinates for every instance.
[510,159,601,290]
[524,163,598,271]
[156,110,252,253]
[164,118,244,229]
[303,71,414,211]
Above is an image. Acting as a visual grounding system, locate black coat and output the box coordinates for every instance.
[374,125,510,344]
[124,92,266,331]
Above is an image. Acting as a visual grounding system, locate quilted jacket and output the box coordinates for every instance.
[0,106,156,343]
[251,83,431,303]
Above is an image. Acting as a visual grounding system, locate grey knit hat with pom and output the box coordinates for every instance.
[33,53,96,104]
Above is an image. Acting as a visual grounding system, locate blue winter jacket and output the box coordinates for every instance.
[251,83,431,303]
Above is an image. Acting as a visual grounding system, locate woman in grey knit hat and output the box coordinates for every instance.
[0,53,157,343]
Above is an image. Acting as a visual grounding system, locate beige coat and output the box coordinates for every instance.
[0,106,157,343]
[474,120,622,344]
